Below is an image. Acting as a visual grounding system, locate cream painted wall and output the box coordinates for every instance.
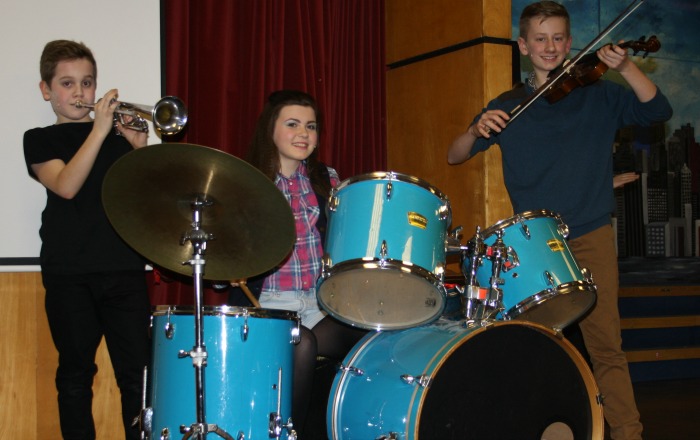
[0,0,161,270]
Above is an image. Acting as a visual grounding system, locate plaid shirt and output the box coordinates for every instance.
[262,163,339,293]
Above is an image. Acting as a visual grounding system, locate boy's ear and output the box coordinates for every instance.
[39,81,51,101]
[517,37,529,56]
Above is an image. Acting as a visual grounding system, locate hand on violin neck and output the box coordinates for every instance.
[597,40,631,73]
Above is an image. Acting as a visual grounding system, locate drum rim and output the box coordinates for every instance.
[414,320,603,438]
[333,171,449,202]
[151,304,299,321]
[504,280,597,329]
[319,256,447,285]
[317,258,447,330]
[328,320,603,439]
[480,209,563,237]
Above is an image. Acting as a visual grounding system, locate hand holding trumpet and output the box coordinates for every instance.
[88,89,122,137]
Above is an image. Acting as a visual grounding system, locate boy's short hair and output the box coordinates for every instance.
[519,1,570,38]
[40,40,97,84]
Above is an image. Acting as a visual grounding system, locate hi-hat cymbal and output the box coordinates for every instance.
[102,143,295,281]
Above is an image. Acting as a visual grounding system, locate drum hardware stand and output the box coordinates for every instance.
[269,368,297,440]
[172,196,235,440]
[483,230,511,320]
[460,227,497,323]
[445,226,465,255]
[460,228,516,324]
[134,366,153,439]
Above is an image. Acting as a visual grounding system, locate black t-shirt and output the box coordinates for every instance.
[24,122,145,274]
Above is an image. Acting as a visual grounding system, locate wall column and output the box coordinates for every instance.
[386,0,515,268]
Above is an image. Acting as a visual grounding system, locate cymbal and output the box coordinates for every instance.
[102,143,295,281]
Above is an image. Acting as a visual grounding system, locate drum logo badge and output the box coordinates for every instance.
[407,212,428,229]
[547,239,566,252]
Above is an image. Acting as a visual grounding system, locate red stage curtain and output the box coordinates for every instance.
[150,0,386,305]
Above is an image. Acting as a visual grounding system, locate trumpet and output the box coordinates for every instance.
[74,96,188,135]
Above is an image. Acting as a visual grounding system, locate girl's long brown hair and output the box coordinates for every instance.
[247,90,332,198]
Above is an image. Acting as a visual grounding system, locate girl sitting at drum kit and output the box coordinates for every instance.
[228,89,366,435]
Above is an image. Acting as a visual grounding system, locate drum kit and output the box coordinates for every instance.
[102,145,604,439]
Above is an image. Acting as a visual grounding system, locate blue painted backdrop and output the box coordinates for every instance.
[511,0,700,141]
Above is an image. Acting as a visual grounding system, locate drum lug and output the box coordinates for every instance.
[160,427,170,439]
[434,261,445,278]
[519,222,531,239]
[386,180,393,200]
[164,321,174,339]
[241,319,249,342]
[581,267,594,284]
[380,240,388,260]
[401,373,432,388]
[556,216,570,239]
[320,254,332,278]
[376,433,400,440]
[338,364,364,377]
[544,270,555,288]
[329,193,339,212]
[438,203,451,222]
[291,318,301,344]
[164,308,175,339]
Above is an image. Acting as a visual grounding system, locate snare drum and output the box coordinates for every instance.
[327,319,603,440]
[317,171,451,330]
[476,210,596,329]
[147,306,299,439]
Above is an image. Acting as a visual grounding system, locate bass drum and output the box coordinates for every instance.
[328,320,603,440]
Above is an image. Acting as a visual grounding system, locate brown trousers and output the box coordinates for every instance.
[569,224,643,440]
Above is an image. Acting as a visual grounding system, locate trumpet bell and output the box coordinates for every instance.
[152,96,188,135]
[117,96,188,135]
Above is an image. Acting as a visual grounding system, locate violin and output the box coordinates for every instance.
[495,0,650,132]
[543,36,661,104]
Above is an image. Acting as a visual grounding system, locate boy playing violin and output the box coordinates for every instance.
[448,2,671,439]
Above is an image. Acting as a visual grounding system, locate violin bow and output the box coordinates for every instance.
[504,0,646,127]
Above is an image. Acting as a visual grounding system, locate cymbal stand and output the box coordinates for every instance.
[178,196,233,440]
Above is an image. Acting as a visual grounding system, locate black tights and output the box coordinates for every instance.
[292,316,367,434]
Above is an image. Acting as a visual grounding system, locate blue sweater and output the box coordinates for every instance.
[471,80,672,238]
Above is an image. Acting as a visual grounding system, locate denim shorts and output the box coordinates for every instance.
[258,288,326,329]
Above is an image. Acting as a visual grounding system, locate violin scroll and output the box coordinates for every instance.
[625,35,660,57]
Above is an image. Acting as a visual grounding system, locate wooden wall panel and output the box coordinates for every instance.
[0,272,124,438]
[386,0,484,64]
[386,47,489,237]
[385,0,511,64]
[481,42,515,226]
[386,0,513,273]
[1,272,40,439]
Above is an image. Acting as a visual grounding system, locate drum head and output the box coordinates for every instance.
[418,323,601,439]
[317,264,445,330]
